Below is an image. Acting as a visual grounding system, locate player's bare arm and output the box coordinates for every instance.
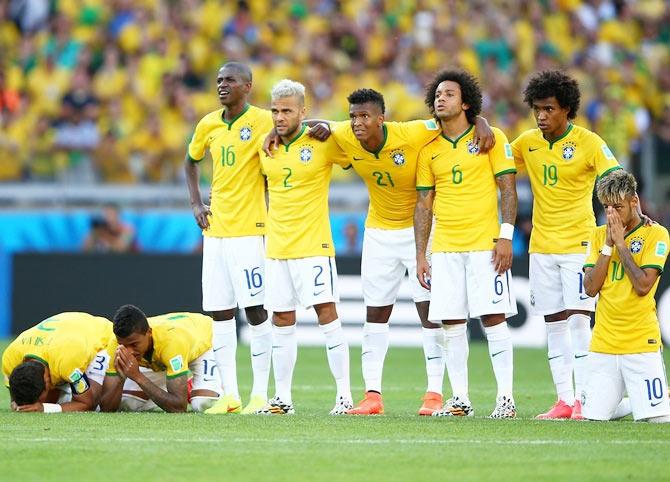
[99,360,126,412]
[262,120,331,156]
[184,155,211,230]
[414,189,435,290]
[608,207,660,296]
[473,116,495,153]
[15,385,96,412]
[116,347,188,412]
[493,173,517,274]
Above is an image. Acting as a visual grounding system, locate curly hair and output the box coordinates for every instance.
[347,88,385,114]
[523,70,580,120]
[113,304,149,338]
[424,69,482,124]
[9,361,46,405]
[596,169,637,205]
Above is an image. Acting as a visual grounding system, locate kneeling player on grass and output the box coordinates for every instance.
[3,312,113,412]
[100,305,222,413]
[582,170,670,422]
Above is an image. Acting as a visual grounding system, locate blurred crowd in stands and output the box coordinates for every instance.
[1,0,670,249]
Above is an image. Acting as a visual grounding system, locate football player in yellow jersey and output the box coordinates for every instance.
[258,79,353,415]
[184,62,273,415]
[3,312,113,412]
[511,71,621,420]
[415,70,518,419]
[328,89,494,416]
[582,170,670,422]
[100,305,222,413]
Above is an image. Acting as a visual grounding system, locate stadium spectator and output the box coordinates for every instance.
[82,204,135,252]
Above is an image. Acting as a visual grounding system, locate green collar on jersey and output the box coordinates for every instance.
[545,123,573,149]
[441,124,473,148]
[624,219,645,239]
[221,103,250,130]
[282,125,306,151]
[363,124,388,159]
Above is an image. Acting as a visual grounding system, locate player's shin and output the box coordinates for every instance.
[212,319,240,400]
[422,327,445,395]
[321,319,352,401]
[546,320,575,404]
[484,322,513,398]
[272,324,297,403]
[568,313,591,401]
[249,320,273,399]
[361,322,389,393]
[444,323,469,400]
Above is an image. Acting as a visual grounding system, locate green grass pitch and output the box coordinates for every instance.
[1,340,669,482]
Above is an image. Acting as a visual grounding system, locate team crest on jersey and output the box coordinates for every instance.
[630,238,643,254]
[562,142,576,160]
[391,150,406,166]
[467,140,480,155]
[239,126,252,141]
[299,146,313,164]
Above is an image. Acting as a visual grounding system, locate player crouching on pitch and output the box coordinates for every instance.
[100,305,222,413]
[3,312,113,412]
[582,170,670,422]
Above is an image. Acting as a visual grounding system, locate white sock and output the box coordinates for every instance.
[271,324,297,403]
[484,322,514,398]
[444,323,469,400]
[212,319,239,400]
[320,319,351,401]
[422,327,445,395]
[361,322,389,393]
[568,313,591,402]
[612,397,632,419]
[546,320,574,404]
[249,320,272,399]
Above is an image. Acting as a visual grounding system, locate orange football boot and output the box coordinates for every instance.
[418,391,443,416]
[347,391,384,415]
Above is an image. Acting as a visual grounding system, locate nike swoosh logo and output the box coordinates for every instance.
[548,355,562,360]
[651,400,665,407]
[203,377,216,382]
[213,346,225,352]
[491,350,506,357]
[313,290,326,296]
[427,356,441,360]
[353,157,364,161]
[250,290,262,297]
[492,299,503,304]
[574,354,588,359]
[362,351,372,356]
[327,343,343,351]
[528,147,541,152]
[431,154,441,160]
[252,352,266,357]
[579,295,590,300]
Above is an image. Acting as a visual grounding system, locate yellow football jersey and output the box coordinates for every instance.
[107,312,212,379]
[260,126,350,259]
[331,119,441,229]
[417,126,516,252]
[2,312,113,388]
[584,223,669,354]
[187,104,272,238]
[511,124,620,254]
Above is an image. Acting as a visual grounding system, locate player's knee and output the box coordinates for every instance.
[245,305,268,325]
[190,396,218,413]
[120,395,150,412]
[211,309,235,321]
[272,311,296,327]
[366,305,393,323]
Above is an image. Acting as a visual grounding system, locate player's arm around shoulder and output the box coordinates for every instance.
[491,128,517,273]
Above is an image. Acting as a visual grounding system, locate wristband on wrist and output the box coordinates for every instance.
[601,245,613,256]
[43,403,62,413]
[499,223,514,240]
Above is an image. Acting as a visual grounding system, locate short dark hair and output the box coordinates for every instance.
[9,361,45,405]
[523,70,580,120]
[424,69,482,124]
[347,88,385,114]
[113,304,149,338]
[220,62,252,83]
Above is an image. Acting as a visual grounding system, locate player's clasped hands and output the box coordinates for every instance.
[116,345,140,381]
[493,238,513,274]
[606,206,626,249]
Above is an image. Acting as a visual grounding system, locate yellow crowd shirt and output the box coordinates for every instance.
[260,126,350,259]
[2,313,113,391]
[330,119,440,230]
[417,126,516,252]
[187,104,272,238]
[585,223,669,354]
[106,313,212,379]
[511,124,620,254]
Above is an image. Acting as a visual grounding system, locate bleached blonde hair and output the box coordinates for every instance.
[596,169,637,205]
[271,79,305,105]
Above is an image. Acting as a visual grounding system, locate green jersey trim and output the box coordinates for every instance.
[416,186,435,191]
[547,123,573,150]
[166,370,189,380]
[24,354,49,366]
[366,124,388,159]
[583,263,595,268]
[441,124,473,148]
[187,153,203,163]
[495,168,517,178]
[624,220,645,239]
[282,125,307,152]
[597,165,623,180]
[640,264,664,273]
[222,104,250,130]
